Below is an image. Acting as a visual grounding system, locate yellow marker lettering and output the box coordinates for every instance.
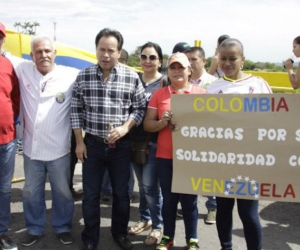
[213,179,224,193]
[220,97,229,112]
[193,97,204,112]
[206,97,218,112]
[191,177,202,191]
[230,98,243,112]
[202,178,212,192]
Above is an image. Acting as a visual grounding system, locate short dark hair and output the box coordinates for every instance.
[294,36,300,45]
[218,35,230,46]
[185,46,206,59]
[140,41,163,72]
[219,38,244,57]
[119,49,129,64]
[95,28,123,50]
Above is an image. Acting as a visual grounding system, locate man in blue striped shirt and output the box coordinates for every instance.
[71,28,145,250]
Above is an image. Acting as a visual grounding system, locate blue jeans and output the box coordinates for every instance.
[132,142,163,230]
[0,139,17,235]
[206,196,217,210]
[102,165,134,196]
[81,134,131,246]
[23,153,74,235]
[157,158,198,243]
[216,197,262,250]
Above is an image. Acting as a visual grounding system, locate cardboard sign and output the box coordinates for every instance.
[171,94,300,202]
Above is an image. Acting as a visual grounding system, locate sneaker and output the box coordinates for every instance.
[0,235,18,250]
[129,220,152,235]
[176,209,183,218]
[21,233,44,246]
[156,236,175,250]
[205,209,216,224]
[187,239,199,250]
[101,194,111,201]
[129,194,135,203]
[56,232,73,245]
[82,243,96,250]
[72,188,84,199]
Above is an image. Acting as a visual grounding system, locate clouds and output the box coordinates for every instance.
[1,0,299,62]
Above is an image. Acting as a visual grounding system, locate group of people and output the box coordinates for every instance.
[1,20,300,250]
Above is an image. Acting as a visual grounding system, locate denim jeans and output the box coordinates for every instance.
[0,139,17,235]
[23,153,74,235]
[132,142,163,230]
[81,135,131,246]
[101,164,134,196]
[205,196,217,210]
[157,158,198,243]
[216,197,262,250]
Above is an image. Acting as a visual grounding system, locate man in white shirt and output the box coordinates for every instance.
[185,47,217,89]
[185,46,218,224]
[2,34,79,247]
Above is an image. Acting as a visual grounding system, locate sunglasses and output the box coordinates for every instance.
[139,54,159,61]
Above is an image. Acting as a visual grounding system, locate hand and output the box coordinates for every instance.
[161,110,173,126]
[75,142,87,163]
[284,59,294,70]
[169,121,179,132]
[108,125,128,143]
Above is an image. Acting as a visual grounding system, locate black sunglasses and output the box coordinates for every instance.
[139,54,159,61]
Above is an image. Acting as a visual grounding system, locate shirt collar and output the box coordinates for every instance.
[169,84,192,94]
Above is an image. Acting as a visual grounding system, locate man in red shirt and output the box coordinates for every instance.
[0,22,20,250]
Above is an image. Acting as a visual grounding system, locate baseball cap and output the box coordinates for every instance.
[172,42,190,53]
[166,52,191,68]
[0,22,6,37]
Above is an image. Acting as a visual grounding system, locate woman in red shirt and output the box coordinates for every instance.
[144,53,205,250]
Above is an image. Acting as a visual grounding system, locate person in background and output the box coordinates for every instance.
[172,42,191,53]
[101,48,135,203]
[71,28,145,250]
[284,36,300,91]
[185,46,217,224]
[69,131,83,199]
[3,33,78,247]
[207,38,272,250]
[208,35,230,78]
[144,53,206,250]
[119,49,129,64]
[0,22,20,250]
[128,42,163,246]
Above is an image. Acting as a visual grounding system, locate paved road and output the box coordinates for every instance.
[8,154,300,250]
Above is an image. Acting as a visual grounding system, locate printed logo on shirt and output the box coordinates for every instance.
[55,92,65,103]
[218,90,223,94]
[249,87,255,93]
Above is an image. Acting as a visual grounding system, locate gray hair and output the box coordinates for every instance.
[30,34,56,51]
[219,38,244,57]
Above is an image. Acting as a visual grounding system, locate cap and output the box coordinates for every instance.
[166,52,191,68]
[172,42,190,53]
[0,22,6,37]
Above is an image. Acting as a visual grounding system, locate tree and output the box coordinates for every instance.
[13,21,40,35]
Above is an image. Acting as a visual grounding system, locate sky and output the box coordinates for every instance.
[1,0,299,63]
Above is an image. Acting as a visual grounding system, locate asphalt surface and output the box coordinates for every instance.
[7,153,300,250]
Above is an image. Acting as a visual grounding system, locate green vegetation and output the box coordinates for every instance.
[14,21,40,35]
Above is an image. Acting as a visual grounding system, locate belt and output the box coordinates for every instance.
[85,133,129,143]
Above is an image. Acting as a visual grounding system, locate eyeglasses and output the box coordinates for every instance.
[139,54,159,61]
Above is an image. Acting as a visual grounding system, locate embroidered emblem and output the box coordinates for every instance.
[55,92,65,103]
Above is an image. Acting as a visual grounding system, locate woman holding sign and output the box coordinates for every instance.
[284,36,300,91]
[207,38,272,250]
[144,53,205,250]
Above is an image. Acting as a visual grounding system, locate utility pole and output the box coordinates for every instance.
[54,22,56,41]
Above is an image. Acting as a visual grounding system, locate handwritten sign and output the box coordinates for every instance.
[171,94,300,202]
